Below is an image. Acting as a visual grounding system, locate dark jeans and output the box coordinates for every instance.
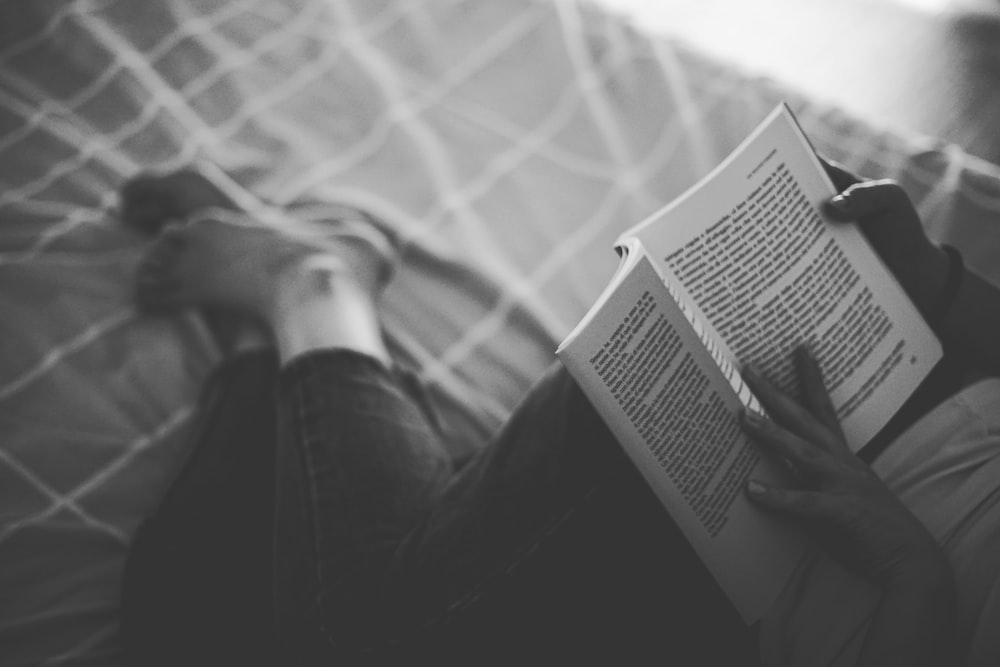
[123,349,756,666]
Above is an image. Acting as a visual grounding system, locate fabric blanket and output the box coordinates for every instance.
[2,0,1000,663]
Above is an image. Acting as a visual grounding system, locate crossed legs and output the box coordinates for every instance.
[121,171,755,665]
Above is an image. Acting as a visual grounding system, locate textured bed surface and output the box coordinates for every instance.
[2,0,1000,664]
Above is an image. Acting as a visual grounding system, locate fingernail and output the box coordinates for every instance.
[747,479,766,495]
[829,193,850,209]
[742,408,765,427]
[824,195,852,220]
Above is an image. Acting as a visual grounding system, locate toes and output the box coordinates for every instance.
[135,226,191,311]
[163,170,238,213]
[159,221,191,247]
[135,264,184,309]
[121,175,176,235]
[135,284,186,313]
[136,258,176,287]
[135,264,188,312]
[139,225,187,265]
[120,168,238,235]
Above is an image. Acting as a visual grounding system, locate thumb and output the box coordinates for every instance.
[746,481,842,520]
[820,157,862,193]
[823,179,917,226]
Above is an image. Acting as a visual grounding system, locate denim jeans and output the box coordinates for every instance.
[123,349,757,665]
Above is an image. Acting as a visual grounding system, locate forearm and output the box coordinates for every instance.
[937,266,1000,376]
[857,556,957,667]
[892,238,1000,376]
[827,178,1000,375]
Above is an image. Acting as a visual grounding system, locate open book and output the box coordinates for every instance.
[556,104,942,623]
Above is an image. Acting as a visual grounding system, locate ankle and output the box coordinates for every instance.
[267,255,369,317]
[267,260,390,367]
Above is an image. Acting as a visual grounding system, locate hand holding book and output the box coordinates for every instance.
[821,165,952,324]
[825,165,1000,378]
[741,345,957,667]
[555,105,991,661]
[740,346,944,585]
[556,104,946,621]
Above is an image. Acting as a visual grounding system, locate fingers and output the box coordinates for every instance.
[746,480,841,519]
[823,179,916,224]
[792,346,844,439]
[743,365,836,449]
[819,157,862,193]
[740,409,835,478]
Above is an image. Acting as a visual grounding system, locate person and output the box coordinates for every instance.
[118,162,991,666]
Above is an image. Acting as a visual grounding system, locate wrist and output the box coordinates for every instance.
[904,242,951,320]
[927,245,964,329]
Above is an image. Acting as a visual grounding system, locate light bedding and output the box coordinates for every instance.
[2,0,1000,664]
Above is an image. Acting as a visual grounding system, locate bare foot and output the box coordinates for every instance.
[123,169,268,354]
[129,171,395,340]
[121,170,239,235]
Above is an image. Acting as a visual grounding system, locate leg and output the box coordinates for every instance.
[272,354,756,665]
[271,351,457,662]
[120,176,284,664]
[125,170,755,665]
[384,364,758,665]
[121,351,281,665]
[254,256,753,663]
[123,170,455,662]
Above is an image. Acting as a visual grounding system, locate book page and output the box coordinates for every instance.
[628,105,941,450]
[558,254,805,623]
